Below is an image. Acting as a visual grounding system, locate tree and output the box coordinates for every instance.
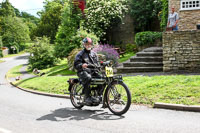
[0,16,30,50]
[33,0,63,43]
[83,0,128,41]
[0,0,15,17]
[55,0,82,58]
[130,0,162,31]
[159,0,168,31]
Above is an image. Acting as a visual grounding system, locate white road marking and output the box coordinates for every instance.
[0,127,12,133]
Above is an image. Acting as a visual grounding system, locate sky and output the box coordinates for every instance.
[0,0,45,17]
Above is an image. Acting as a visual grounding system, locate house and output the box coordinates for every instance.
[169,0,200,30]
[163,0,200,72]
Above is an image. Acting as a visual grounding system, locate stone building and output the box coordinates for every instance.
[163,0,200,72]
[169,0,200,30]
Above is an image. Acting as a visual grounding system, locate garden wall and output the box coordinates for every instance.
[163,30,200,72]
[108,14,135,45]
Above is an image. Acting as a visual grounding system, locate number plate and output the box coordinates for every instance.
[105,66,114,77]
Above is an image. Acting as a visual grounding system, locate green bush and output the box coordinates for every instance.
[67,48,82,71]
[28,37,59,70]
[55,1,82,58]
[0,36,3,57]
[125,44,138,53]
[135,31,162,46]
[83,0,128,40]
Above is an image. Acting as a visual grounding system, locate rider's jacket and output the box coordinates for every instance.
[74,48,100,73]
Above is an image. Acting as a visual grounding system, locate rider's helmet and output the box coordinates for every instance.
[82,37,93,51]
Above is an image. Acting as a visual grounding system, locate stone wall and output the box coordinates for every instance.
[163,30,200,72]
[169,0,200,31]
[108,14,135,45]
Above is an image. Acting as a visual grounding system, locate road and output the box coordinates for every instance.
[0,54,200,133]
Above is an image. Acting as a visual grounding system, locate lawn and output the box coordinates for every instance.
[7,65,23,78]
[14,75,200,106]
[39,59,76,76]
[0,60,4,63]
[9,54,200,106]
[119,52,135,63]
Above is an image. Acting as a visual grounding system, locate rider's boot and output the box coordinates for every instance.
[84,96,92,105]
[91,96,100,103]
[84,87,92,105]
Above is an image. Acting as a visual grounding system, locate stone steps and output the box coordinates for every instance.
[117,67,163,73]
[130,56,163,62]
[117,47,163,73]
[136,52,163,57]
[123,62,163,67]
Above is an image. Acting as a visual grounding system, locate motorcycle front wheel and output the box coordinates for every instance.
[106,81,131,115]
[70,82,84,109]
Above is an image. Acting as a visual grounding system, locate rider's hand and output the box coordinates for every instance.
[82,63,88,68]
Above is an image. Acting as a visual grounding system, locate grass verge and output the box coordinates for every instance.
[7,65,23,78]
[14,75,200,105]
[0,60,5,63]
[29,59,76,76]
[119,52,135,63]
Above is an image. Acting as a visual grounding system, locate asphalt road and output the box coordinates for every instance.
[0,54,200,133]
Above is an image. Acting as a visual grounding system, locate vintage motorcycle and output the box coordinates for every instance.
[68,61,131,115]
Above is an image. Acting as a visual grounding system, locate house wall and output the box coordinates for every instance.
[169,0,200,30]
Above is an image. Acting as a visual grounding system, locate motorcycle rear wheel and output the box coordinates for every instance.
[70,82,84,109]
[106,81,131,115]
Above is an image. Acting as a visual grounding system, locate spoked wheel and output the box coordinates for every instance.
[70,82,84,109]
[106,81,131,115]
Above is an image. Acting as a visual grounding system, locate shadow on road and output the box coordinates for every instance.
[37,107,124,121]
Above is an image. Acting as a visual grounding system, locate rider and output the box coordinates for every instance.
[74,37,100,105]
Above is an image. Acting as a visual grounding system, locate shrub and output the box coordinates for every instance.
[55,1,82,58]
[28,37,59,70]
[92,44,119,67]
[125,44,138,53]
[67,48,82,70]
[0,36,3,57]
[135,31,162,47]
[70,26,99,50]
[83,0,128,40]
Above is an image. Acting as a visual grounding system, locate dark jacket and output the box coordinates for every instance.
[74,49,100,73]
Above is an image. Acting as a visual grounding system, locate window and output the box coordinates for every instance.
[181,0,200,10]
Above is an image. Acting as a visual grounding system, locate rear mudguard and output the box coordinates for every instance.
[67,78,79,92]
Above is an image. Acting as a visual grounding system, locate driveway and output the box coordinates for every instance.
[0,54,200,133]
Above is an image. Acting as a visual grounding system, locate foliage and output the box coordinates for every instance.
[28,37,59,70]
[55,1,82,58]
[130,0,162,31]
[0,0,15,17]
[32,0,63,43]
[0,36,2,57]
[0,16,30,51]
[159,0,168,31]
[83,0,128,40]
[125,44,138,53]
[71,26,100,48]
[135,31,162,46]
[67,48,82,70]
[92,44,119,66]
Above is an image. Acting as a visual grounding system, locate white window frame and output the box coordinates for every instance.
[180,0,200,10]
